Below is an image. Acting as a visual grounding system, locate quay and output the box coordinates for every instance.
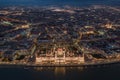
[0,59,120,67]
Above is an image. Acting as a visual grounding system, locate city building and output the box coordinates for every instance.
[36,47,84,64]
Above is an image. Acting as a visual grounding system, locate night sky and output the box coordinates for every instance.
[0,0,120,7]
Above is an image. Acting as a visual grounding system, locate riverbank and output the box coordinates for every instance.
[0,59,120,67]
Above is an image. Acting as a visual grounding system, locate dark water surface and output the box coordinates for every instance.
[0,65,120,80]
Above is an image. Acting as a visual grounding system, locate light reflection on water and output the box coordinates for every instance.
[54,67,66,76]
[33,67,84,76]
[0,65,120,80]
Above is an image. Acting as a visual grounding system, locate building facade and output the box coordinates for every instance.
[36,47,84,64]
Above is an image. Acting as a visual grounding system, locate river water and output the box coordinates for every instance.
[0,64,120,80]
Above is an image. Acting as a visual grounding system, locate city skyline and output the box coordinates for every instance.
[0,0,120,80]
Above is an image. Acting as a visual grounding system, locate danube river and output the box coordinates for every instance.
[0,64,120,80]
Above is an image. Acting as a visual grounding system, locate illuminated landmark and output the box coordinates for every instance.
[35,46,84,64]
[35,31,85,65]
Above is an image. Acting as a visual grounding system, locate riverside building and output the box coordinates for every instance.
[36,47,84,64]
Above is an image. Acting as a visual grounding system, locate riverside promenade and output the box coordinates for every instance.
[0,59,120,67]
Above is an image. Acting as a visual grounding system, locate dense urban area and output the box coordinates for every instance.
[0,5,120,66]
